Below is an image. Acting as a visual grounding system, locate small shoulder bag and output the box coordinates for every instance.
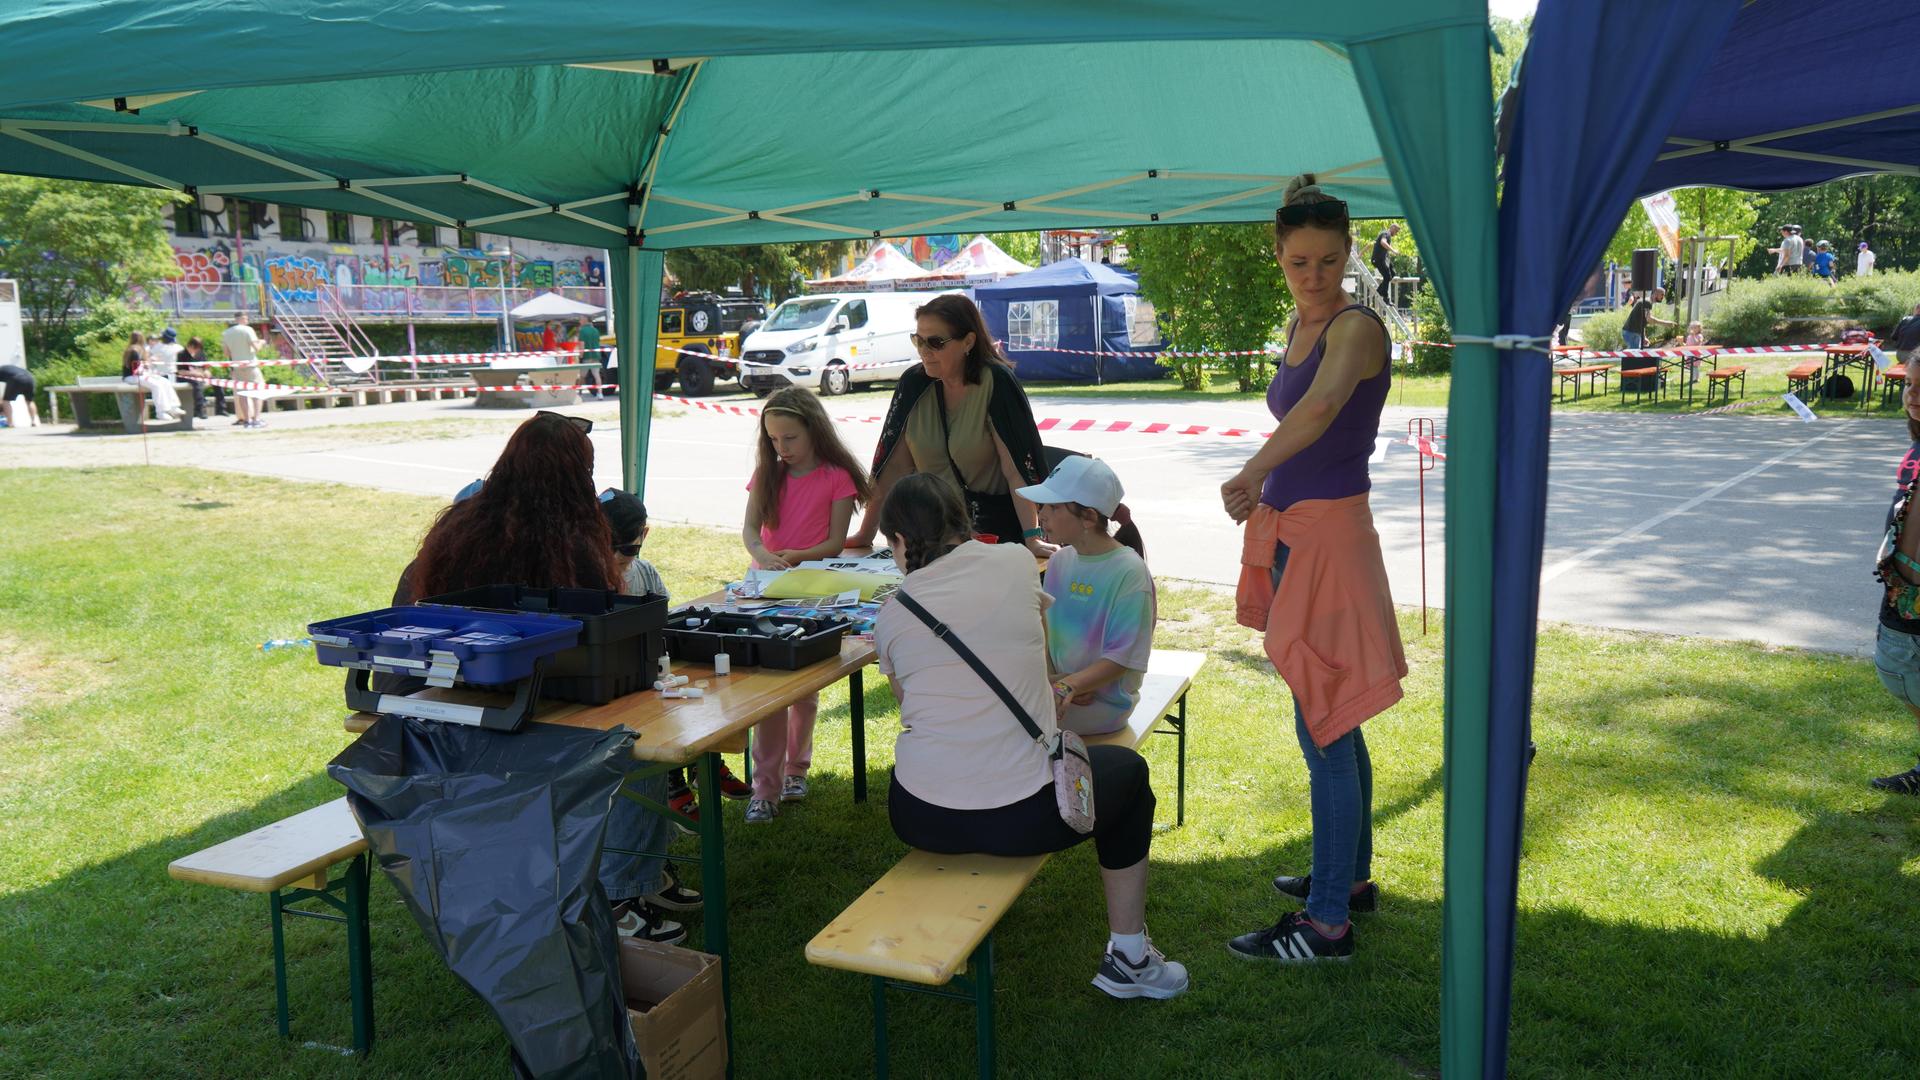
[894,590,1095,833]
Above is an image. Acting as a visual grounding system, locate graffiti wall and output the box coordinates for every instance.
[909,234,962,270]
[164,230,607,317]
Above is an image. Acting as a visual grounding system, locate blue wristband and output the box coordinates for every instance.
[1023,527,1044,539]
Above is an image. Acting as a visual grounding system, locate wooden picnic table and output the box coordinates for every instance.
[1824,343,1878,409]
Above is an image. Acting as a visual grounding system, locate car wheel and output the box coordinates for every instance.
[678,352,715,397]
[653,373,675,394]
[821,364,850,396]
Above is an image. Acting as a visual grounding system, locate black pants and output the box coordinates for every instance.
[888,744,1155,870]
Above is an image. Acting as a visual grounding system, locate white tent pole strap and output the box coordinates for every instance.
[634,60,706,231]
[555,207,628,235]
[354,174,464,189]
[648,191,744,215]
[0,127,182,190]
[198,180,339,194]
[1158,181,1290,221]
[461,175,547,207]
[872,191,999,209]
[190,129,333,180]
[355,185,455,226]
[764,192,870,217]
[756,212,871,236]
[645,213,750,236]
[1658,102,1920,163]
[466,204,556,228]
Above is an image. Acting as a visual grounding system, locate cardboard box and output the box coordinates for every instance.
[620,937,727,1080]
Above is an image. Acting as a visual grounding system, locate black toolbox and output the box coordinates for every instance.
[664,608,851,670]
[423,585,668,704]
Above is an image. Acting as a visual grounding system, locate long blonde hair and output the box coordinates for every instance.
[748,387,872,529]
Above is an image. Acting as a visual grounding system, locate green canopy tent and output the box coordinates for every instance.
[0,2,1503,1073]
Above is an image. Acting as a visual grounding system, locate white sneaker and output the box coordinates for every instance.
[1091,938,1189,1000]
[744,798,777,824]
[781,775,808,802]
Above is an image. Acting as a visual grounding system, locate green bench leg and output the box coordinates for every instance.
[871,933,997,1078]
[266,853,376,1055]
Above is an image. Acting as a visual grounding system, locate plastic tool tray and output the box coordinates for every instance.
[423,585,668,705]
[664,609,850,670]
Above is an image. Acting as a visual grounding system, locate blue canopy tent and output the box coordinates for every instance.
[1490,0,1920,1073]
[975,257,1165,382]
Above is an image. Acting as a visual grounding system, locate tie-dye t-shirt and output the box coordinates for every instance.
[1042,544,1156,735]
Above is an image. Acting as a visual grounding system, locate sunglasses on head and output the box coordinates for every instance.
[535,410,592,435]
[1275,200,1350,228]
[910,332,966,352]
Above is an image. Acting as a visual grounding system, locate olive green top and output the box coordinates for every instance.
[903,366,1006,493]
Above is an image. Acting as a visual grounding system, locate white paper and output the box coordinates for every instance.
[1871,344,1893,370]
[1783,392,1818,422]
[1390,342,1405,361]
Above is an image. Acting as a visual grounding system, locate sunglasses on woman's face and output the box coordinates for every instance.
[1275,200,1350,228]
[535,410,592,434]
[613,542,642,558]
[910,333,965,352]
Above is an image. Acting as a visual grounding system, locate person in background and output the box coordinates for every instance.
[149,328,202,419]
[1369,223,1402,299]
[122,331,186,422]
[740,387,871,823]
[1858,240,1877,278]
[596,487,704,917]
[579,316,606,395]
[0,363,39,427]
[1016,455,1156,738]
[1217,173,1408,963]
[542,321,560,354]
[178,336,218,418]
[222,313,267,429]
[397,412,690,942]
[1813,240,1837,287]
[875,473,1189,1001]
[1621,288,1673,351]
[1869,378,1920,797]
[1684,320,1708,346]
[1771,225,1805,275]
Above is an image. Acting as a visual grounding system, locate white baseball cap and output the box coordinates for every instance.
[1016,455,1125,517]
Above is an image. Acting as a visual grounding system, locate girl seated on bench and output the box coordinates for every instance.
[1016,455,1155,737]
[874,473,1189,1001]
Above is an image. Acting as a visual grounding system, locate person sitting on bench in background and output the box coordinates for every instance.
[874,472,1189,1002]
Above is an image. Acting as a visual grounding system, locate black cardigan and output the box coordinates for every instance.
[870,363,1048,489]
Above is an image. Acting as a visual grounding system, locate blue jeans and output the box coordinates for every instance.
[1621,330,1645,350]
[1875,622,1920,710]
[1273,541,1376,926]
[599,771,672,902]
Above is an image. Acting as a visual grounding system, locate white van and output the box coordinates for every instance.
[737,291,939,396]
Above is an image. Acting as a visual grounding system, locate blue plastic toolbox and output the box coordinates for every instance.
[309,606,582,685]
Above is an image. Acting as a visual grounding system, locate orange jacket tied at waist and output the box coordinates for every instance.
[1236,495,1407,747]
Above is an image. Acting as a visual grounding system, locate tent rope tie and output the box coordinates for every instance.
[1452,333,1555,355]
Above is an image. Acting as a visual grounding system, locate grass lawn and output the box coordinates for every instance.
[1023,373,1455,410]
[2,467,1917,1078]
[1554,350,1906,418]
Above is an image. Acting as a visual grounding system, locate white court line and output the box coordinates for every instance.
[1539,426,1847,585]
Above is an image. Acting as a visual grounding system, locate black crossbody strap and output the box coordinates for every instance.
[932,382,969,493]
[894,590,1045,743]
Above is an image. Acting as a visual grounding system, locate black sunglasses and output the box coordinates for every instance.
[613,542,642,558]
[535,410,592,435]
[910,332,966,352]
[1275,200,1350,228]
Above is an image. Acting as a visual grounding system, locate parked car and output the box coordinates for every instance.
[653,291,767,395]
[738,292,943,396]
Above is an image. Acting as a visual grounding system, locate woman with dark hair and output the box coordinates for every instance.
[849,293,1050,555]
[1218,174,1407,964]
[392,411,694,942]
[874,473,1187,1001]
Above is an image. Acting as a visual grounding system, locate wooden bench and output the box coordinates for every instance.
[1617,365,1662,404]
[1704,365,1748,406]
[48,376,197,433]
[1882,364,1907,407]
[806,649,1205,1078]
[168,797,376,1055]
[1553,364,1611,401]
[1786,360,1825,401]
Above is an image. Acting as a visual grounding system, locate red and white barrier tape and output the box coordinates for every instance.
[183,351,572,368]
[184,375,615,394]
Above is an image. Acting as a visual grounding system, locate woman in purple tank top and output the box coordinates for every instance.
[1220,174,1393,964]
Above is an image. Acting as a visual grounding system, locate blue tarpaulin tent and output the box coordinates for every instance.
[975,258,1164,382]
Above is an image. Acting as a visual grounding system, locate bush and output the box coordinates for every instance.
[1705,270,1920,345]
[1410,281,1451,373]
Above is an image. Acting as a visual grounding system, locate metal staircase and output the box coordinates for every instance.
[1347,251,1415,341]
[268,283,382,384]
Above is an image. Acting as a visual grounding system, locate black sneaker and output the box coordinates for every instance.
[1272,874,1379,913]
[1228,910,1354,963]
[613,900,685,945]
[1871,760,1920,796]
[647,867,703,912]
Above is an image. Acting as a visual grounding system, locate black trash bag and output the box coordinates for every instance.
[329,716,640,1080]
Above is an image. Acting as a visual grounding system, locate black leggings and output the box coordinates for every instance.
[888,744,1155,870]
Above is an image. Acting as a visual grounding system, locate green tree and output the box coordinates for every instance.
[984,231,1043,266]
[0,177,180,363]
[1119,223,1291,391]
[665,240,856,303]
[1739,175,1920,277]
[1602,187,1761,270]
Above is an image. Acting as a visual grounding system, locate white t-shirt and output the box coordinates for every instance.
[1859,249,1876,277]
[147,341,182,378]
[221,323,262,365]
[875,541,1055,810]
[1780,234,1805,268]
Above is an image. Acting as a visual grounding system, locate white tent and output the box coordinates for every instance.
[509,291,605,320]
[932,235,1034,281]
[807,241,937,291]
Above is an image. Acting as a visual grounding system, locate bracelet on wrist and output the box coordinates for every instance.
[1023,527,1045,539]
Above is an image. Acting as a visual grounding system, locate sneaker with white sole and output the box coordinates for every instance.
[647,867,703,912]
[613,900,685,945]
[744,798,777,824]
[781,775,808,802]
[1091,938,1189,1000]
[1228,910,1354,963]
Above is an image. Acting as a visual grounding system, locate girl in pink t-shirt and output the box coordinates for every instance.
[741,388,872,822]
